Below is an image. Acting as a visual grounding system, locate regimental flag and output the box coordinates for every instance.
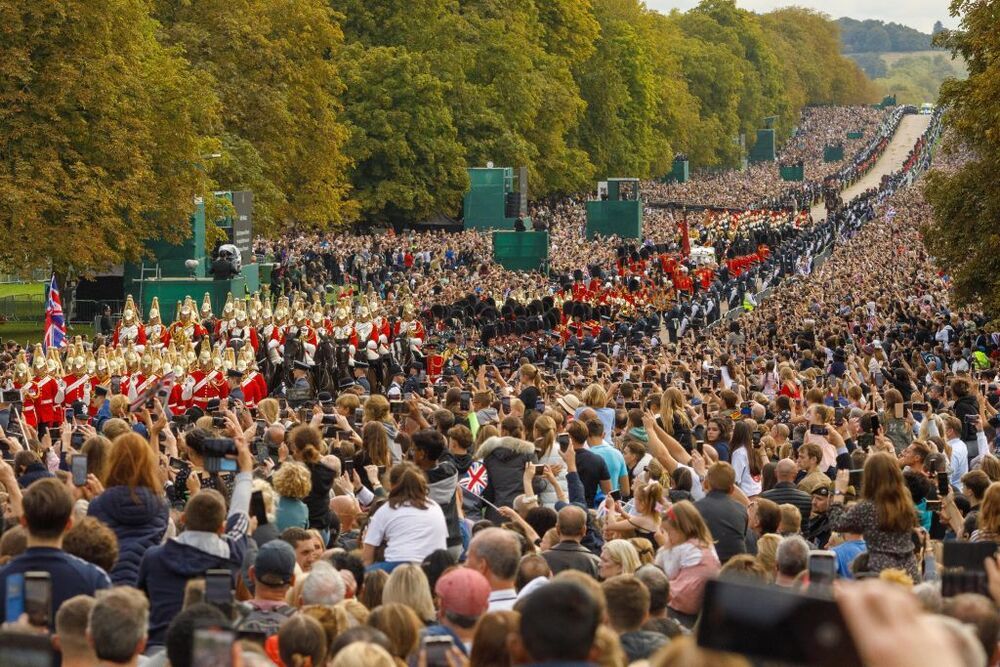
[459,461,489,496]
[43,274,66,351]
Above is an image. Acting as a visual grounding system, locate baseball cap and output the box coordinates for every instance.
[811,484,833,497]
[253,540,296,587]
[435,568,490,618]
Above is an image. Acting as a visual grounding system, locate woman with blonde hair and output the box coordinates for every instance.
[599,539,642,580]
[533,415,566,506]
[257,397,280,425]
[517,363,543,414]
[273,461,312,531]
[980,454,1000,483]
[654,500,720,621]
[658,387,693,449]
[363,395,402,461]
[331,641,396,667]
[576,383,615,443]
[382,564,435,625]
[755,533,781,579]
[366,602,421,662]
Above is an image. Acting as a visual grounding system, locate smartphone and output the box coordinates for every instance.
[254,440,270,465]
[894,403,904,419]
[204,570,233,608]
[0,390,20,404]
[0,630,57,667]
[211,415,226,429]
[390,400,406,415]
[938,470,951,497]
[911,402,929,412]
[64,408,74,422]
[870,415,880,434]
[169,456,189,470]
[249,490,268,526]
[695,440,705,455]
[834,407,844,426]
[848,469,863,491]
[941,542,1000,597]
[255,419,266,438]
[24,572,51,628]
[698,578,861,667]
[557,433,570,452]
[343,458,354,477]
[807,551,837,588]
[751,430,762,445]
[460,391,471,412]
[71,455,88,487]
[354,407,364,423]
[192,628,235,667]
[5,574,23,624]
[501,395,510,411]
[809,424,829,436]
[422,635,455,667]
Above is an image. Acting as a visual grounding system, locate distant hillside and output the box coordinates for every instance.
[837,17,937,53]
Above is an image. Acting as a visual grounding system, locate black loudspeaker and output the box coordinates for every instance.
[505,192,522,218]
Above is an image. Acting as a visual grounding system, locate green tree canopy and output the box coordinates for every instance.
[0,0,218,275]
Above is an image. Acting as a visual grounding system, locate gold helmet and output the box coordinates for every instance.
[198,338,212,369]
[124,342,140,371]
[211,346,223,372]
[236,303,249,326]
[85,347,96,376]
[95,346,110,379]
[45,347,62,375]
[140,347,155,376]
[312,302,325,325]
[357,305,371,321]
[148,297,161,325]
[224,347,236,372]
[222,292,235,319]
[294,308,308,326]
[274,296,290,323]
[179,296,195,323]
[31,344,46,378]
[122,294,137,325]
[200,293,213,320]
[402,302,416,319]
[69,344,87,375]
[13,351,30,385]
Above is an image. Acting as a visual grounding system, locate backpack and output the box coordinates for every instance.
[879,411,913,454]
[236,603,296,637]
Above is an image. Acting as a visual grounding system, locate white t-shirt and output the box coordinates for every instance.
[731,446,762,497]
[364,500,448,563]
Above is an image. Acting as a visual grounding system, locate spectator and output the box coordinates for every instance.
[237,540,297,637]
[383,563,436,625]
[0,478,111,628]
[466,527,521,611]
[516,580,601,665]
[760,458,812,522]
[542,505,601,578]
[775,535,810,586]
[655,500,720,625]
[87,586,149,667]
[281,527,322,573]
[362,462,448,570]
[272,461,312,531]
[425,567,491,654]
[54,595,96,667]
[603,575,668,662]
[138,429,252,647]
[693,463,748,563]
[298,560,346,607]
[87,432,170,586]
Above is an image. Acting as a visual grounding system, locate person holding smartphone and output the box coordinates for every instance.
[0,477,111,630]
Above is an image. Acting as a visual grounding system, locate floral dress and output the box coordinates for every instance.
[829,500,919,581]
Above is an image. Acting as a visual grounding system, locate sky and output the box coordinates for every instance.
[644,0,957,34]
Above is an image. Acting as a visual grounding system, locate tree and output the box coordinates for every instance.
[339,45,469,225]
[0,0,218,276]
[153,0,356,234]
[924,0,1000,322]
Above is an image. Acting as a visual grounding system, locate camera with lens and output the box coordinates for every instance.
[202,438,237,473]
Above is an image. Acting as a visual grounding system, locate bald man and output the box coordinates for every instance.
[542,506,600,579]
[760,458,813,521]
[330,495,362,550]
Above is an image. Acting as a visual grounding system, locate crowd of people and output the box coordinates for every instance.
[0,106,994,667]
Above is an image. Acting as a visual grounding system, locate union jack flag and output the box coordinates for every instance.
[43,274,66,351]
[459,461,489,496]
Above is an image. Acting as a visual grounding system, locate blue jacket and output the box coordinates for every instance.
[138,471,252,646]
[138,513,250,646]
[88,485,169,587]
[0,547,111,629]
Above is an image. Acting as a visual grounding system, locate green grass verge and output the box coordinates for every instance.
[0,282,44,298]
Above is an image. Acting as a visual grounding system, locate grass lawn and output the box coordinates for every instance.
[0,282,44,298]
[0,322,47,346]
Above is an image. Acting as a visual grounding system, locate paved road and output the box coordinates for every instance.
[810,113,932,223]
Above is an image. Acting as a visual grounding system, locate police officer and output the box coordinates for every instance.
[225,368,245,404]
[291,360,312,390]
[353,359,371,394]
[386,365,405,400]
